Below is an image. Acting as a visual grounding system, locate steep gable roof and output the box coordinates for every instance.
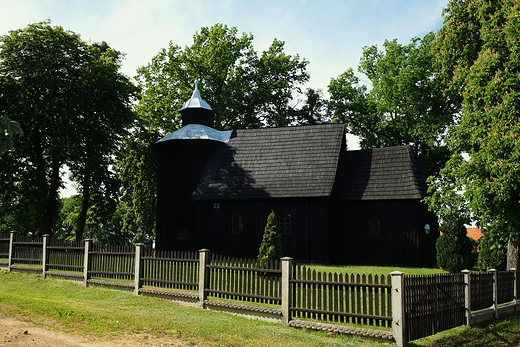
[191,123,345,200]
[332,145,428,200]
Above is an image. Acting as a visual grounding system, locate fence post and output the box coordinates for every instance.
[391,271,405,347]
[42,234,50,279]
[7,231,15,272]
[198,249,210,308]
[134,243,144,295]
[83,239,92,287]
[490,269,498,318]
[462,269,472,326]
[512,268,517,313]
[281,257,293,326]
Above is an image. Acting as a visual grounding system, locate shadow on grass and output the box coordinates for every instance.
[407,313,520,347]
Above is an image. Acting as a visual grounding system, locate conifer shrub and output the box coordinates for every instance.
[478,228,507,271]
[436,221,475,272]
[258,211,283,261]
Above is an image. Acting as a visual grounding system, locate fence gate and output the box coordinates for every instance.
[404,273,465,342]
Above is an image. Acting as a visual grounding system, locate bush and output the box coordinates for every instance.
[258,211,283,261]
[478,228,507,271]
[436,223,475,272]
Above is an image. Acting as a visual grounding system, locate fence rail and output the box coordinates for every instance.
[291,265,392,328]
[1,231,520,346]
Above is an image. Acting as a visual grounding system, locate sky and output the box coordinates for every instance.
[0,0,449,196]
[1,0,448,92]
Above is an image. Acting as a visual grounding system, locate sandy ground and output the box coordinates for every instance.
[0,314,192,347]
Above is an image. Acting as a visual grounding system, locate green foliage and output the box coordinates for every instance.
[0,116,22,155]
[328,33,458,176]
[436,222,475,273]
[54,196,133,245]
[258,211,283,261]
[135,23,309,131]
[0,21,137,238]
[427,0,520,267]
[478,228,507,271]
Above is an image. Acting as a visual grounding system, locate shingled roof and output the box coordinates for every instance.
[331,145,428,200]
[191,123,345,200]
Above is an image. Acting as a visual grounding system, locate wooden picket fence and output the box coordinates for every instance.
[1,231,520,346]
[291,265,392,328]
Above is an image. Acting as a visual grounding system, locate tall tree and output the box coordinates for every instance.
[328,33,459,176]
[0,22,136,238]
[118,24,310,240]
[68,41,138,241]
[425,0,520,268]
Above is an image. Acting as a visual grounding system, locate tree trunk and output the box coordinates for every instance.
[42,162,62,236]
[75,183,90,242]
[507,239,520,270]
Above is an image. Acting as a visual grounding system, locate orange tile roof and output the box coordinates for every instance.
[466,228,483,240]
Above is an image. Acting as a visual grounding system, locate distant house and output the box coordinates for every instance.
[154,85,439,266]
[466,228,483,241]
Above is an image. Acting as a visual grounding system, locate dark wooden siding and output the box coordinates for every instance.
[155,139,224,251]
[177,199,330,263]
[330,200,438,267]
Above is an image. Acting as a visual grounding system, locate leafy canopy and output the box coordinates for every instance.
[328,33,458,176]
[425,0,520,265]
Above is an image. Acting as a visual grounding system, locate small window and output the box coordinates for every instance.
[279,214,291,235]
[368,216,381,236]
[176,228,188,240]
[232,214,243,234]
[212,202,221,210]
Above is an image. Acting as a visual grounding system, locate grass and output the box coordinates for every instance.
[303,264,444,276]
[2,268,520,346]
[409,314,520,347]
[0,270,383,347]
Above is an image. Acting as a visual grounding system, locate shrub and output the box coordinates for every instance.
[258,211,283,261]
[436,223,475,272]
[478,228,507,271]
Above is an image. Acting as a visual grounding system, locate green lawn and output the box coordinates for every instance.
[0,271,383,347]
[302,264,444,276]
[1,269,519,347]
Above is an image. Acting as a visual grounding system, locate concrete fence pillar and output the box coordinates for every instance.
[134,243,144,295]
[83,239,92,287]
[490,269,498,318]
[42,234,50,278]
[198,249,210,308]
[512,268,518,313]
[462,269,472,326]
[281,257,293,326]
[7,231,15,272]
[391,271,405,347]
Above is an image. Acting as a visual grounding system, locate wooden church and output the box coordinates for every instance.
[154,83,439,266]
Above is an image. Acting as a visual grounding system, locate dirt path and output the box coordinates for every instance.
[0,315,192,347]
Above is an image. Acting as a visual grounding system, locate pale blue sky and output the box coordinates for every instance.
[1,0,448,92]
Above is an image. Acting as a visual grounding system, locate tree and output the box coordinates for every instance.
[478,227,507,271]
[328,33,459,176]
[117,24,310,241]
[436,222,475,272]
[426,0,520,269]
[258,211,283,261]
[0,22,137,238]
[67,41,138,241]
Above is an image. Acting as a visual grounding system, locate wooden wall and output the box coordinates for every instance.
[329,199,438,267]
